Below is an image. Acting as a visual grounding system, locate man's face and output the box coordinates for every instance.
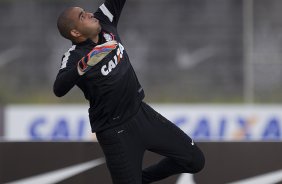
[70,7,101,39]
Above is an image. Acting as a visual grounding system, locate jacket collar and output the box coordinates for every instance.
[72,33,104,46]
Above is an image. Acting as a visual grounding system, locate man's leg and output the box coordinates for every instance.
[96,122,145,184]
[139,103,205,184]
[142,152,204,183]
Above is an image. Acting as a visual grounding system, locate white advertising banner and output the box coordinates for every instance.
[4,105,93,141]
[152,104,282,141]
[4,104,282,141]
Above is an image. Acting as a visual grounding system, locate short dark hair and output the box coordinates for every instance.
[57,7,76,41]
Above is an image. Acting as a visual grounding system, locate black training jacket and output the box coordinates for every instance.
[53,0,145,133]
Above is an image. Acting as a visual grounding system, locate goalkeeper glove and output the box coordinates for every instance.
[77,40,118,75]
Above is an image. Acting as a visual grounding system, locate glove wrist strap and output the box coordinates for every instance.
[77,57,91,75]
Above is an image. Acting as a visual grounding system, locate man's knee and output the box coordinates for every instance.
[190,149,205,173]
[183,147,205,174]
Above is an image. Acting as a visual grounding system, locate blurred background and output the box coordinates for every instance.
[1,0,282,183]
[1,0,282,104]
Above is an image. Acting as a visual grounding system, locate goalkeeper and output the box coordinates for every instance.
[54,0,205,183]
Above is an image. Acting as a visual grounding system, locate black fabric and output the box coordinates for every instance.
[95,0,126,27]
[53,0,145,132]
[96,102,205,184]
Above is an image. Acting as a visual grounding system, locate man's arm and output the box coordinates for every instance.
[95,0,126,27]
[53,67,81,97]
[53,41,117,97]
[53,49,82,97]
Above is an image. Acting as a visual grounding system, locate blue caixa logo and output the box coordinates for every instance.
[29,117,89,140]
[27,113,282,141]
[173,115,281,141]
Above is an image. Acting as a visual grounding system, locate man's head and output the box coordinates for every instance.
[57,7,101,43]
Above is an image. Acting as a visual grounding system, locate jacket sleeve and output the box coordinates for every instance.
[94,0,126,27]
[53,46,82,97]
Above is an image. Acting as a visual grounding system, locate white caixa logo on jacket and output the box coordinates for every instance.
[101,42,125,76]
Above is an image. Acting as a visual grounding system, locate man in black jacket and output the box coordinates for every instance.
[54,1,205,183]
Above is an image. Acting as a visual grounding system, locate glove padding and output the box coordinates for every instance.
[77,40,118,75]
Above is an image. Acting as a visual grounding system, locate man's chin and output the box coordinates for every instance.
[98,26,102,33]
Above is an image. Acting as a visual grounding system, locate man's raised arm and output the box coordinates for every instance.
[95,0,126,27]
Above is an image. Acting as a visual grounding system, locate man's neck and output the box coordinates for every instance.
[73,34,99,45]
[91,35,99,44]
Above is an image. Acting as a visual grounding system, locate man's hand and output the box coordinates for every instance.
[77,40,118,75]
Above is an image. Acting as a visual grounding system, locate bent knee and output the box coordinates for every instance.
[191,155,205,173]
[181,147,205,174]
[190,148,205,173]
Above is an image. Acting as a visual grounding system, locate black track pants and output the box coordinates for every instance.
[96,102,205,184]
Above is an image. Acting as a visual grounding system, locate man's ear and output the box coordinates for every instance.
[70,29,81,38]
